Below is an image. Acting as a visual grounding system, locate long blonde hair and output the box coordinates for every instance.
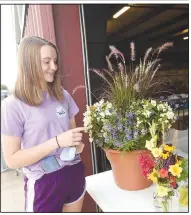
[13,36,64,106]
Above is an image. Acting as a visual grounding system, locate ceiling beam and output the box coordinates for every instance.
[173,28,188,36]
[146,24,189,41]
[108,6,168,41]
[126,4,188,11]
[116,12,188,43]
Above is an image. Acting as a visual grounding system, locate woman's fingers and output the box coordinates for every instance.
[73,132,83,138]
[73,136,82,142]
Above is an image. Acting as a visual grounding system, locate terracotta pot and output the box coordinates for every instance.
[104,149,153,191]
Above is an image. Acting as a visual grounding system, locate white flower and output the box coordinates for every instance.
[100,112,105,117]
[143,110,151,118]
[106,102,112,108]
[145,139,155,151]
[157,104,165,111]
[166,111,175,120]
[151,100,156,107]
[151,147,162,158]
[103,133,108,138]
[105,110,111,116]
[137,120,142,126]
[99,99,104,105]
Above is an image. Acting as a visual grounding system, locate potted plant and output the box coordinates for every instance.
[83,42,177,190]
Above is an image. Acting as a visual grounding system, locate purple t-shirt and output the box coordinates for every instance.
[1,89,81,180]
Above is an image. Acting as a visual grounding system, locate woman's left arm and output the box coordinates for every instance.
[70,117,85,154]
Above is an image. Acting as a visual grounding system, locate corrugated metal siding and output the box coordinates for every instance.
[23,5,56,44]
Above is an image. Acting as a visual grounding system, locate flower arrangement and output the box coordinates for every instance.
[82,42,185,191]
[84,98,176,152]
[139,121,188,212]
[83,42,175,152]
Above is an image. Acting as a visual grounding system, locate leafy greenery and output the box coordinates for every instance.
[177,159,188,182]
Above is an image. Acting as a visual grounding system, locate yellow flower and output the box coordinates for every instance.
[169,164,182,178]
[161,152,169,159]
[147,169,159,183]
[177,160,182,166]
[151,147,162,158]
[164,144,176,152]
[157,185,171,197]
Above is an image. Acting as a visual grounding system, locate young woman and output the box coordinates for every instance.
[1,36,86,212]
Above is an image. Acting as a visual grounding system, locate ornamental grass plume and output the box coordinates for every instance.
[89,42,173,113]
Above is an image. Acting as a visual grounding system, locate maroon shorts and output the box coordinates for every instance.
[24,161,86,212]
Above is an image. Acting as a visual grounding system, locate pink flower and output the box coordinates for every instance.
[139,154,154,177]
[159,168,168,178]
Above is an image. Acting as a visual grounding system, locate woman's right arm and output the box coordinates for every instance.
[2,127,85,169]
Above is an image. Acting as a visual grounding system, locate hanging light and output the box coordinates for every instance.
[113,6,130,19]
[183,36,188,40]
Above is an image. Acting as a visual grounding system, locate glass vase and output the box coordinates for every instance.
[154,195,179,212]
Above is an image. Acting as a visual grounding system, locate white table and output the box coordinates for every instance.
[86,170,188,212]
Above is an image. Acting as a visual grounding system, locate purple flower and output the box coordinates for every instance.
[125,128,132,135]
[163,155,176,169]
[126,134,132,140]
[104,124,113,132]
[114,141,122,147]
[126,112,134,120]
[112,132,118,139]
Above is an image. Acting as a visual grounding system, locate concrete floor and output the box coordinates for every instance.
[1,170,25,212]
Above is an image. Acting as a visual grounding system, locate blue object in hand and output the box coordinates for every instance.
[60,147,76,161]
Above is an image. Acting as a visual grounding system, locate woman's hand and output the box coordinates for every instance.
[76,142,85,154]
[57,127,85,148]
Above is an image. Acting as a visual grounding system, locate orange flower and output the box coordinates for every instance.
[159,168,168,178]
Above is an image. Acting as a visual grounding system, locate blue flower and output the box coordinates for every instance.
[126,112,134,120]
[125,128,132,135]
[126,134,132,140]
[114,141,122,147]
[133,130,139,139]
[104,124,113,132]
[112,132,118,139]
